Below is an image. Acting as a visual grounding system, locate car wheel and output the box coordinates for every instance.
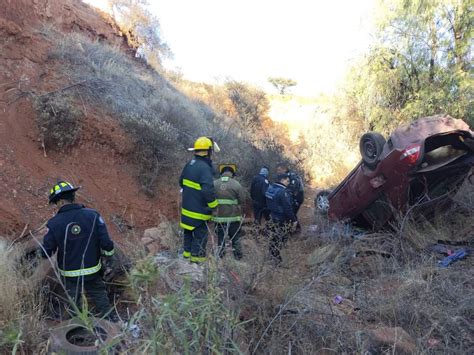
[360,132,386,169]
[315,190,331,214]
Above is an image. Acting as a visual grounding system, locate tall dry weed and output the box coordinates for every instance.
[0,242,46,353]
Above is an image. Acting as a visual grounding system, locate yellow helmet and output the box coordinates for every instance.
[187,137,220,153]
[48,181,80,204]
[218,164,237,175]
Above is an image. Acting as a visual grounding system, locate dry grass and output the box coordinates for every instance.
[212,182,473,353]
[0,242,46,353]
[2,183,472,353]
[39,30,290,192]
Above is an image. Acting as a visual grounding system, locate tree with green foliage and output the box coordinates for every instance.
[337,0,472,133]
[268,77,298,95]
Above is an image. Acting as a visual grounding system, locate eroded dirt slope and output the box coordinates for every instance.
[0,0,176,238]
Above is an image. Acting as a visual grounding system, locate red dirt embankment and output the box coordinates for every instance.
[0,0,177,239]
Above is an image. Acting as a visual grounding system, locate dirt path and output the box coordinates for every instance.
[298,187,316,226]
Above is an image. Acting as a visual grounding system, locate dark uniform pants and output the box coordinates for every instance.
[253,203,270,224]
[64,274,111,318]
[183,222,208,261]
[266,220,291,263]
[215,222,242,260]
[293,202,301,215]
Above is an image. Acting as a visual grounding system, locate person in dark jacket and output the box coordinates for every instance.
[41,181,115,319]
[276,163,304,215]
[265,173,298,263]
[250,167,270,224]
[179,137,219,263]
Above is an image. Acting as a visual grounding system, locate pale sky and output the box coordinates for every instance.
[86,0,377,96]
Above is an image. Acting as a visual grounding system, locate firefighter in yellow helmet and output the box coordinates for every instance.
[179,137,219,263]
[40,181,116,319]
[213,164,246,259]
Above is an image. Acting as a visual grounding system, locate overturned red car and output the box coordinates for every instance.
[315,115,474,229]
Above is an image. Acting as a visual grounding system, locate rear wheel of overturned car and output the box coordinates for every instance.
[360,132,386,169]
[315,190,331,215]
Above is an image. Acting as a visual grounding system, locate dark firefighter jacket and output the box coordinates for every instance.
[179,155,218,230]
[265,182,297,223]
[213,175,246,223]
[250,174,269,206]
[287,171,304,206]
[42,204,114,279]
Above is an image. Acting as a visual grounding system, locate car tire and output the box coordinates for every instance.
[315,190,331,215]
[48,318,120,354]
[360,132,386,169]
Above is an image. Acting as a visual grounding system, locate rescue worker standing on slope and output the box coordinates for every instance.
[213,164,246,260]
[265,173,298,263]
[250,166,270,224]
[40,181,115,319]
[179,137,219,263]
[276,163,304,215]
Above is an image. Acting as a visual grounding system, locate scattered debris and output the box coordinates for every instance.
[128,324,141,338]
[333,295,343,304]
[429,243,454,255]
[438,248,468,267]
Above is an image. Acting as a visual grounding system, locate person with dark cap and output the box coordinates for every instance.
[265,173,298,263]
[40,181,116,319]
[213,164,246,259]
[250,166,270,224]
[179,137,220,263]
[276,163,304,216]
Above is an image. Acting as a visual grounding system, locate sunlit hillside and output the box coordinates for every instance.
[268,94,359,187]
[268,95,324,140]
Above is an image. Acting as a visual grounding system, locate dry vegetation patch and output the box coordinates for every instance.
[32,30,293,194]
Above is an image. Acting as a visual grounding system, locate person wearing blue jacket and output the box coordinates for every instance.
[265,173,298,263]
[41,181,115,319]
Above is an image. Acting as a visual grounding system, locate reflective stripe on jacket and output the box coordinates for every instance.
[42,204,114,279]
[179,155,218,230]
[212,175,246,223]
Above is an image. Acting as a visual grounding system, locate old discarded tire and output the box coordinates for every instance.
[315,190,331,215]
[360,132,386,169]
[48,318,120,354]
